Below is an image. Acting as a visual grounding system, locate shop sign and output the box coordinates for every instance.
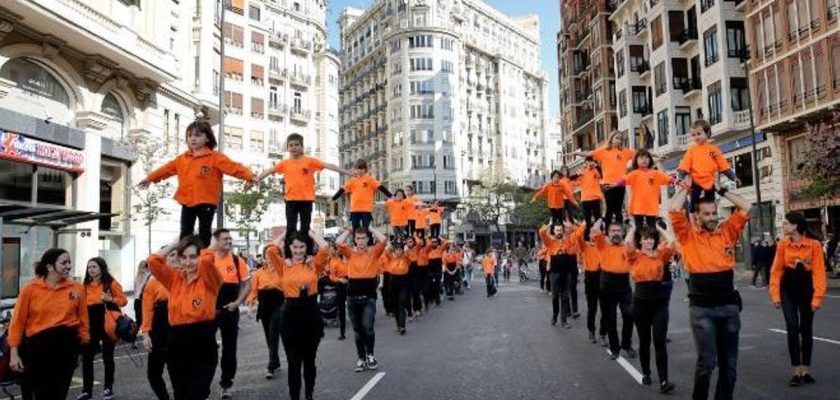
[0,130,84,172]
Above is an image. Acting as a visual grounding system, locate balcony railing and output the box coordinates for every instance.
[290,108,311,121]
[290,37,312,53]
[269,33,289,46]
[679,28,698,44]
[733,109,751,126]
[290,73,312,87]
[678,77,702,93]
[268,103,288,116]
[574,110,594,130]
[269,67,288,80]
[701,0,716,13]
[829,4,839,20]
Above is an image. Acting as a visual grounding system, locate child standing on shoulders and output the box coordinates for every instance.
[614,149,675,228]
[676,120,739,211]
[532,170,579,224]
[384,189,412,239]
[332,159,393,229]
[139,120,256,247]
[427,203,446,238]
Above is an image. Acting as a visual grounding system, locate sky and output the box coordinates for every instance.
[326,0,561,119]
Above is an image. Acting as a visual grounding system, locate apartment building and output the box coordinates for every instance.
[338,0,550,208]
[745,0,840,231]
[558,0,618,171]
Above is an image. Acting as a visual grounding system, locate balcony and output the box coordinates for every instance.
[733,109,751,128]
[290,37,312,54]
[269,68,288,81]
[635,19,648,36]
[269,32,289,47]
[829,4,839,21]
[679,29,698,48]
[678,77,702,98]
[639,63,651,80]
[268,103,288,118]
[290,73,312,88]
[701,0,716,13]
[733,0,747,10]
[676,134,690,149]
[290,108,311,122]
[574,110,594,131]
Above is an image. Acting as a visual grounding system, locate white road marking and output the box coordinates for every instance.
[769,329,840,345]
[822,294,840,299]
[349,372,385,400]
[607,349,644,385]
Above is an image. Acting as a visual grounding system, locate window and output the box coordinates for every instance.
[441,60,453,73]
[410,104,434,119]
[390,39,402,53]
[0,58,71,107]
[651,16,663,50]
[654,62,667,96]
[224,91,243,115]
[609,82,616,107]
[251,32,264,54]
[669,11,685,42]
[596,121,605,142]
[444,181,456,194]
[410,80,434,95]
[250,64,264,86]
[730,78,749,111]
[441,38,455,50]
[725,21,746,58]
[251,97,264,118]
[675,106,691,139]
[672,58,688,90]
[249,5,260,21]
[408,35,433,48]
[225,127,243,150]
[293,92,302,112]
[619,89,627,117]
[410,57,433,71]
[632,86,648,113]
[393,83,402,97]
[787,136,809,174]
[701,0,716,13]
[832,44,840,89]
[657,109,669,146]
[411,129,433,144]
[411,154,435,169]
[223,56,244,80]
[250,130,264,152]
[629,45,645,72]
[708,81,722,125]
[223,23,244,47]
[704,27,719,66]
[731,152,754,187]
[615,50,625,77]
[101,93,125,131]
[392,60,403,75]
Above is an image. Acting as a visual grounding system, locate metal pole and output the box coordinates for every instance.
[216,0,226,228]
[743,49,763,241]
[0,217,3,301]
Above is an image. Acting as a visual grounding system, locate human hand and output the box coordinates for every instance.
[142,334,153,351]
[137,179,151,189]
[223,302,240,312]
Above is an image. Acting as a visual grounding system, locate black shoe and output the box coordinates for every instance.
[801,374,815,384]
[659,380,675,393]
[551,316,557,326]
[560,321,570,329]
[572,312,581,319]
[622,348,637,359]
[588,332,596,344]
[600,336,609,348]
[789,375,802,387]
[398,328,406,335]
[305,392,314,400]
[338,335,346,341]
[642,376,652,386]
[609,351,619,360]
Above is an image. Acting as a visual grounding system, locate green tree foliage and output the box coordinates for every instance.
[125,131,173,254]
[224,177,280,250]
[798,112,840,201]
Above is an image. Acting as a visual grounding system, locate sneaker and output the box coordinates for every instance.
[103,388,115,400]
[366,355,379,370]
[801,374,815,384]
[600,336,609,348]
[265,371,275,380]
[221,387,232,399]
[609,351,619,360]
[76,393,92,400]
[560,321,571,329]
[622,348,637,359]
[551,316,558,326]
[398,328,406,335]
[572,312,581,319]
[789,375,802,387]
[642,376,652,386]
[338,334,346,341]
[589,332,596,344]
[659,380,676,393]
[354,359,367,372]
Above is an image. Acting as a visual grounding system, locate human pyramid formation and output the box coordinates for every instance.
[6,119,827,400]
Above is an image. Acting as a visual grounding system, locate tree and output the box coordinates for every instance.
[461,168,520,234]
[797,111,840,201]
[510,192,552,228]
[224,177,279,251]
[124,131,173,254]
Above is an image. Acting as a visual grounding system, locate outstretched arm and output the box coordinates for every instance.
[668,179,690,213]
[323,163,355,176]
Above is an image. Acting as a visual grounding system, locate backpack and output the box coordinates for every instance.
[105,309,138,343]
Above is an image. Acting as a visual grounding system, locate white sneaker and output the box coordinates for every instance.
[366,355,379,370]
[354,359,367,372]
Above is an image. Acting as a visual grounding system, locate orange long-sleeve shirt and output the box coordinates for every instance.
[578,241,602,272]
[769,237,827,308]
[537,247,548,261]
[148,249,223,326]
[85,280,128,307]
[620,168,673,217]
[411,244,431,267]
[533,181,578,209]
[338,242,386,279]
[385,198,412,227]
[344,174,382,213]
[627,244,676,283]
[328,257,348,282]
[428,207,444,224]
[579,167,604,201]
[414,208,430,229]
[592,146,635,184]
[140,277,169,334]
[265,246,329,298]
[8,277,90,347]
[670,210,748,273]
[677,142,731,191]
[443,252,463,266]
[482,254,497,274]
[538,224,584,257]
[383,250,411,276]
[427,240,451,260]
[245,266,284,305]
[146,149,254,207]
[593,233,631,274]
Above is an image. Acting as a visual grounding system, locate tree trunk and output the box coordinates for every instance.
[148,223,152,255]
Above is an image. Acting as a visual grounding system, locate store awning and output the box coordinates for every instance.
[0,203,119,246]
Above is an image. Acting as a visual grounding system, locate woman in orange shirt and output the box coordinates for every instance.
[147,235,223,400]
[533,170,579,224]
[384,189,412,239]
[624,224,676,393]
[537,245,549,293]
[9,249,89,400]
[769,212,827,386]
[80,257,128,400]
[138,120,256,247]
[413,207,430,239]
[140,273,172,400]
[425,238,450,309]
[428,202,446,238]
[332,159,393,230]
[266,229,330,400]
[410,237,431,317]
[383,240,411,334]
[246,245,285,379]
[615,149,675,228]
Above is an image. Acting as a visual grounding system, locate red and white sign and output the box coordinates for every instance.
[0,130,85,173]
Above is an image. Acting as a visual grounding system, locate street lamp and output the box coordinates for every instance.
[216,0,227,227]
[740,47,763,241]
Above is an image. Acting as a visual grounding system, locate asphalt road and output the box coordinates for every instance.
[8,271,840,400]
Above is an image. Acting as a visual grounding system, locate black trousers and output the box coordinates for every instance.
[430,223,441,238]
[426,259,443,308]
[389,275,411,329]
[752,265,770,286]
[550,208,565,225]
[148,302,171,400]
[781,266,815,366]
[633,215,658,229]
[350,212,373,230]
[585,271,606,336]
[583,200,602,228]
[180,204,216,247]
[167,321,218,400]
[134,297,144,335]
[443,269,458,297]
[407,219,416,236]
[689,184,716,212]
[260,306,283,372]
[216,307,240,389]
[20,327,80,400]
[601,287,634,354]
[634,296,670,381]
[570,265,579,314]
[83,305,116,394]
[281,299,323,400]
[549,270,573,322]
[381,273,393,315]
[335,282,348,335]
[603,186,626,226]
[286,201,314,251]
[410,264,426,312]
[485,274,497,297]
[538,260,548,290]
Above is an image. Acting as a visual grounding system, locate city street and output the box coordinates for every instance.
[14,275,838,400]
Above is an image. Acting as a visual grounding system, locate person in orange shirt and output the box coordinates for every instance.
[335,226,387,372]
[246,245,285,380]
[425,237,451,309]
[668,178,752,400]
[140,271,172,400]
[404,185,421,237]
[383,240,411,334]
[615,149,675,228]
[384,189,412,238]
[578,157,605,228]
[574,131,636,225]
[427,202,446,238]
[539,221,585,328]
[379,251,394,319]
[676,120,739,211]
[138,120,256,247]
[769,212,827,386]
[265,228,330,400]
[79,257,128,400]
[327,245,349,340]
[572,225,606,345]
[559,166,581,222]
[624,223,677,393]
[536,245,548,293]
[256,133,354,247]
[413,206,430,238]
[8,249,89,400]
[532,170,579,224]
[443,244,463,299]
[147,235,222,400]
[591,219,636,359]
[483,249,499,298]
[332,159,393,229]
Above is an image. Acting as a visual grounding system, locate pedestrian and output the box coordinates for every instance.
[591,219,637,360]
[461,243,475,291]
[751,240,762,287]
[246,246,285,380]
[332,159,393,230]
[328,245,349,340]
[138,120,256,247]
[380,250,394,318]
[577,225,607,345]
[625,224,677,393]
[537,244,548,292]
[675,120,739,212]
[426,238,450,308]
[335,227,388,372]
[614,149,674,228]
[483,249,498,298]
[412,237,431,315]
[532,170,578,224]
[140,260,173,400]
[769,211,827,387]
[406,238,423,318]
[443,245,462,299]
[404,185,420,237]
[148,235,223,400]
[539,220,585,329]
[79,257,128,400]
[668,178,751,400]
[384,189,412,239]
[573,131,636,226]
[134,260,151,342]
[383,240,411,335]
[9,248,89,400]
[265,229,330,400]
[210,228,252,398]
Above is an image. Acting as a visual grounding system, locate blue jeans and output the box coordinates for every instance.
[347,297,376,359]
[690,304,740,400]
[463,266,472,289]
